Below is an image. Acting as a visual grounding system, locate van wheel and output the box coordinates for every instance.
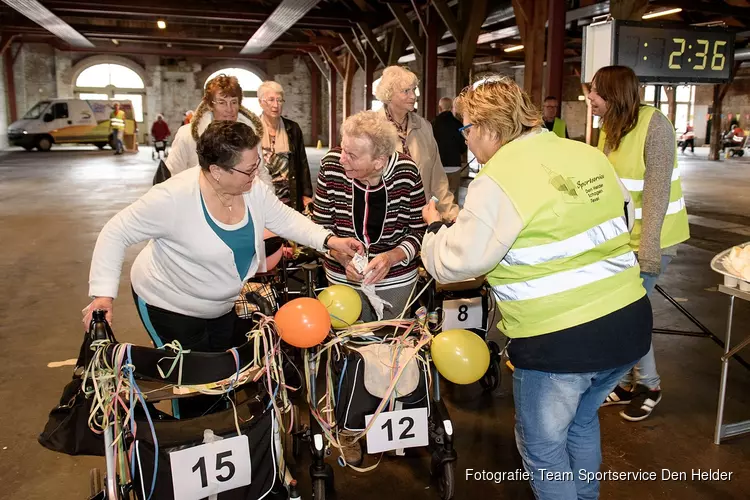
[23,146,33,152]
[36,136,52,152]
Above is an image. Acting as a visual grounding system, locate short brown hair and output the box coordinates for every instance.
[203,74,243,105]
[197,121,259,171]
[592,66,641,152]
[455,76,541,146]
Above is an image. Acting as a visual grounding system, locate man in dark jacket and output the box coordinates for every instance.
[431,97,467,169]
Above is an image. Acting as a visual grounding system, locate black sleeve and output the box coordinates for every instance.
[293,122,313,198]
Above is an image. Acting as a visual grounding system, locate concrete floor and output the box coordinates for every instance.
[1,145,750,499]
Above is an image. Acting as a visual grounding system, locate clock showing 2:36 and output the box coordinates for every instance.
[614,22,735,83]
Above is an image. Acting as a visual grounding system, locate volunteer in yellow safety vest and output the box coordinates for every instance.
[542,96,568,138]
[420,76,653,500]
[591,66,690,423]
[109,103,126,155]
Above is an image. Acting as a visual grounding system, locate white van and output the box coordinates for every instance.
[7,99,136,151]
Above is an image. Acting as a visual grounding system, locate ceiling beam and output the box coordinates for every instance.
[399,24,519,62]
[357,22,388,67]
[308,51,330,81]
[340,33,365,70]
[388,3,423,57]
[241,0,323,54]
[320,45,345,77]
[1,0,93,47]
[432,0,460,40]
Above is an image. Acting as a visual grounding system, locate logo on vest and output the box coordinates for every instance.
[543,164,587,204]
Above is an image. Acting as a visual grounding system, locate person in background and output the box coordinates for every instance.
[312,110,426,321]
[109,102,126,155]
[151,114,171,143]
[257,81,313,212]
[376,66,459,221]
[542,96,568,138]
[421,76,651,500]
[679,125,695,154]
[165,75,270,184]
[183,110,194,126]
[591,65,690,422]
[431,96,467,169]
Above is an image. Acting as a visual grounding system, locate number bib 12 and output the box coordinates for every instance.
[364,408,429,454]
[442,297,483,331]
[169,434,252,500]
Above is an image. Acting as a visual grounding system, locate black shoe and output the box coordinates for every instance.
[620,385,661,422]
[602,385,635,406]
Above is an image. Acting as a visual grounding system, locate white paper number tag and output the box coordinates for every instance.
[169,435,251,500]
[442,297,483,331]
[364,408,429,454]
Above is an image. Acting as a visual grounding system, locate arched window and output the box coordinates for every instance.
[75,63,145,122]
[205,68,263,115]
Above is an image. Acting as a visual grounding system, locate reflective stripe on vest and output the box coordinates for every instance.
[634,197,685,220]
[501,216,628,266]
[492,251,637,302]
[620,167,681,192]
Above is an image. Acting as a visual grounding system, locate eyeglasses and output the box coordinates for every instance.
[212,99,240,109]
[230,157,261,178]
[458,123,473,139]
[262,98,285,105]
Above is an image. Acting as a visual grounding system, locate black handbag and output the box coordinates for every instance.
[37,331,105,456]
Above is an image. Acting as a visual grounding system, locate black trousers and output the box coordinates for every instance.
[131,288,248,418]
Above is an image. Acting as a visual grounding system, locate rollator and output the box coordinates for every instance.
[40,309,301,500]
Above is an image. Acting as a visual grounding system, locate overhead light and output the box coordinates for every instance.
[504,45,524,53]
[578,95,585,101]
[157,19,167,29]
[218,45,224,50]
[111,38,119,45]
[166,42,172,48]
[642,7,682,20]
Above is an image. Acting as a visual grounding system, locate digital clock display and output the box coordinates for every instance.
[614,22,735,83]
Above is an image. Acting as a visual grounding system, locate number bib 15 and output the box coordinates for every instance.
[364,408,429,454]
[169,434,252,500]
[442,297,483,331]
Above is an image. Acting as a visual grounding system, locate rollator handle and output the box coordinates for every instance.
[89,309,114,341]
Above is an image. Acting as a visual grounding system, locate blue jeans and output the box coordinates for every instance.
[514,364,634,500]
[620,254,673,390]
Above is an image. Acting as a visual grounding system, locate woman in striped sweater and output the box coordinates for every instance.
[312,111,427,320]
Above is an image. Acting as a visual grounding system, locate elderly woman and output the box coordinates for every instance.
[420,77,652,500]
[84,121,362,352]
[312,110,426,320]
[258,81,313,212]
[161,74,271,185]
[376,65,458,221]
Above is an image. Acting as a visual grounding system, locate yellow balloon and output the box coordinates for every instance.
[317,285,362,329]
[430,329,491,384]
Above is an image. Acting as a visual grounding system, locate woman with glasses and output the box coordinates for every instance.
[420,77,652,500]
[376,65,459,221]
[257,81,314,212]
[84,121,363,354]
[162,74,271,185]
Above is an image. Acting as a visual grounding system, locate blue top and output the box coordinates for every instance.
[200,195,256,279]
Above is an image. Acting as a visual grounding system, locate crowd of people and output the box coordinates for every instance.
[85,64,690,500]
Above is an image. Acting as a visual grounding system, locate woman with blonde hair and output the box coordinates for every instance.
[312,110,426,322]
[163,74,271,185]
[591,65,690,422]
[420,76,652,500]
[376,65,458,220]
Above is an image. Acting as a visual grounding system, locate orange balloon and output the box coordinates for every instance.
[274,297,331,348]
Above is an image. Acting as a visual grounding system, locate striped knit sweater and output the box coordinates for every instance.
[312,148,427,289]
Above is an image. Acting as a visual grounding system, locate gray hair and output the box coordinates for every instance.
[375,66,419,104]
[258,81,285,101]
[341,111,399,159]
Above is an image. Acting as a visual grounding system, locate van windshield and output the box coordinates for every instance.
[23,101,52,120]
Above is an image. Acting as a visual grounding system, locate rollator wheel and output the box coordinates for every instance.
[479,341,502,392]
[432,460,455,500]
[313,479,326,500]
[89,468,103,497]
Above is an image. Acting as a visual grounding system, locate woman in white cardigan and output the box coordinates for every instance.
[84,121,363,352]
